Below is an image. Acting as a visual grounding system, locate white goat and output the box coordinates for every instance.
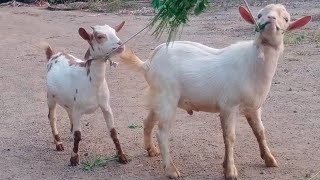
[42,21,128,166]
[120,4,311,179]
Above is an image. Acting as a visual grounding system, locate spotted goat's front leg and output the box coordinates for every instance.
[100,104,127,164]
[70,111,82,166]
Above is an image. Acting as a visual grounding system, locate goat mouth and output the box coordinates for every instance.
[114,46,124,53]
[258,22,280,31]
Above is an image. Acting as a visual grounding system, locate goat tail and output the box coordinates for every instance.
[119,47,148,73]
[39,41,53,61]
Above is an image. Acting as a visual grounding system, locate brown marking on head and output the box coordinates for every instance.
[110,128,127,164]
[93,31,108,44]
[73,131,81,153]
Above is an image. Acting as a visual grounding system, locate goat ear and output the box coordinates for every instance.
[287,16,312,31]
[79,28,92,41]
[239,6,254,24]
[84,48,91,60]
[114,21,125,32]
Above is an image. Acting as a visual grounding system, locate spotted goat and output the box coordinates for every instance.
[119,4,311,180]
[42,21,127,166]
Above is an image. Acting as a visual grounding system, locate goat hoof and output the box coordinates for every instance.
[56,144,64,151]
[224,164,238,180]
[70,154,79,166]
[147,146,160,157]
[118,154,128,164]
[165,164,181,179]
[264,155,278,167]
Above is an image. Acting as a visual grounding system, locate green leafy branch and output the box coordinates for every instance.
[150,0,209,43]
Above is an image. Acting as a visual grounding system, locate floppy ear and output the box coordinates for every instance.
[239,6,254,24]
[78,28,92,41]
[287,16,312,31]
[114,21,125,32]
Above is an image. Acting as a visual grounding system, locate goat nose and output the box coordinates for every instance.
[117,41,122,45]
[268,15,276,20]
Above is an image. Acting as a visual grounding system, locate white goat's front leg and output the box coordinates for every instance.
[99,86,127,164]
[220,108,238,180]
[67,110,73,132]
[70,111,81,166]
[47,95,64,151]
[245,108,278,167]
[144,111,160,157]
[155,104,180,179]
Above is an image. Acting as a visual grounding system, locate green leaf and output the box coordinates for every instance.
[128,123,143,129]
[150,0,210,43]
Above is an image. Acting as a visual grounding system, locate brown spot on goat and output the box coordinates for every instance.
[93,32,107,44]
[47,63,53,72]
[87,68,90,76]
[50,54,62,62]
[84,49,91,60]
[46,46,53,60]
[73,131,81,153]
[54,135,61,142]
[110,128,128,164]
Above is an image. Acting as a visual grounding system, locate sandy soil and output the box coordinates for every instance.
[0,2,320,180]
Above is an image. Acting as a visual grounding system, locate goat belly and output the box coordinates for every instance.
[178,98,220,113]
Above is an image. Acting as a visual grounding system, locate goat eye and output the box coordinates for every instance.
[97,36,104,39]
[284,18,288,22]
[258,14,262,19]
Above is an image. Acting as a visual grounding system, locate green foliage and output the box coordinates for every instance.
[284,30,320,45]
[150,0,209,43]
[128,123,142,129]
[82,154,131,171]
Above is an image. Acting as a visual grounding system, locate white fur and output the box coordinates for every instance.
[44,23,127,165]
[120,4,310,179]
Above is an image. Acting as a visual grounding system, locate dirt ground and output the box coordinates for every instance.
[0,1,320,180]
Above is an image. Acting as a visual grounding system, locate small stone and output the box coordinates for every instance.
[284,69,289,73]
[288,88,292,91]
[85,122,89,126]
[6,148,10,151]
[260,171,265,174]
[84,152,88,156]
[293,110,297,113]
